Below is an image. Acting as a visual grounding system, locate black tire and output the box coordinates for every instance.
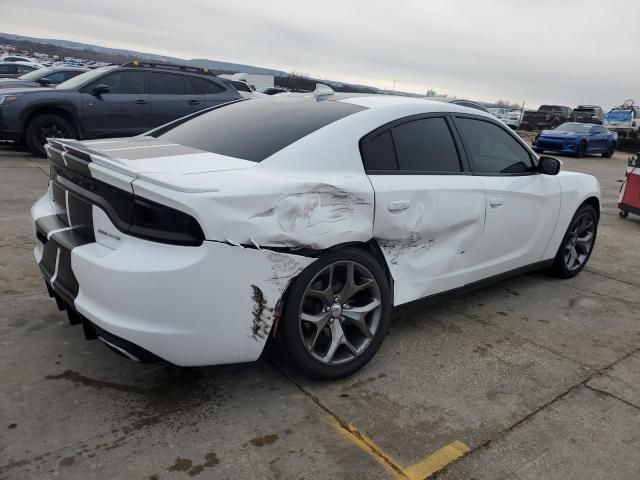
[619,210,629,218]
[281,247,392,379]
[533,148,543,154]
[25,114,76,157]
[602,143,615,158]
[550,204,598,278]
[576,141,586,158]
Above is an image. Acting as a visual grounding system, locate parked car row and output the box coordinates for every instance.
[0,61,244,156]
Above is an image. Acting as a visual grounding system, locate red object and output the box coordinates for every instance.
[619,163,640,217]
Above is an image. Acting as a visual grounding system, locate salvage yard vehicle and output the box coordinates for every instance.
[572,105,604,125]
[0,66,87,89]
[604,101,640,142]
[0,61,242,156]
[31,89,601,378]
[533,122,617,158]
[520,105,573,130]
[0,60,40,78]
[501,109,523,130]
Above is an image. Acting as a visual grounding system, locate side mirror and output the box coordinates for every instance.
[91,84,110,96]
[538,156,561,175]
[38,78,54,86]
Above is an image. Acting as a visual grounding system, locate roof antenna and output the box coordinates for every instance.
[312,83,334,100]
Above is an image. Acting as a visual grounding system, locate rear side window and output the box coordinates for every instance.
[189,76,224,94]
[0,64,16,74]
[456,118,532,174]
[392,118,461,172]
[361,130,396,171]
[232,81,251,92]
[63,71,83,81]
[155,96,365,162]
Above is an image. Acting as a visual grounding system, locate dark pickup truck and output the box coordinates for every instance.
[571,105,604,125]
[520,105,573,130]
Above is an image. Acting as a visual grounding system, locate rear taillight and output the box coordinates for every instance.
[632,121,637,128]
[129,197,204,246]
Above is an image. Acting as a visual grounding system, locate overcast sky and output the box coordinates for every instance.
[4,0,639,108]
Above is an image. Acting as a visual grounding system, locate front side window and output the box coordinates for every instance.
[88,71,145,94]
[391,117,461,172]
[0,65,15,74]
[15,65,35,74]
[456,117,533,174]
[43,72,66,83]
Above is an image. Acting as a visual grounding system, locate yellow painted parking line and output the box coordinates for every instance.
[324,416,409,479]
[324,415,469,480]
[404,440,470,479]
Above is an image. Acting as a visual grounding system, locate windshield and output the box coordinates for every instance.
[574,107,595,113]
[56,66,114,89]
[555,123,591,133]
[606,110,633,122]
[18,68,51,81]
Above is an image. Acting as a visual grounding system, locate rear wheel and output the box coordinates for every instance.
[602,142,615,158]
[576,141,587,158]
[550,204,597,278]
[281,248,391,379]
[25,114,76,157]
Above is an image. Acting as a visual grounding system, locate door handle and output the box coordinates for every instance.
[388,201,410,212]
[188,100,202,105]
[489,197,504,207]
[134,99,148,105]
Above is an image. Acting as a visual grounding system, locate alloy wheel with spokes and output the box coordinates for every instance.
[299,261,382,366]
[563,212,595,271]
[282,248,391,379]
[551,203,598,278]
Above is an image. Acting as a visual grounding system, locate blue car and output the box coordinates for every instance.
[533,122,617,158]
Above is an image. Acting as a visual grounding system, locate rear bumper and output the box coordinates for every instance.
[31,193,315,366]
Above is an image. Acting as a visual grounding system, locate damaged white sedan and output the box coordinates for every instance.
[32,90,600,378]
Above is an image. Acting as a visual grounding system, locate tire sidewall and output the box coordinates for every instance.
[552,204,598,278]
[282,247,392,379]
[25,114,76,157]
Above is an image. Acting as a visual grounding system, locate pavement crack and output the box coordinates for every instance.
[446,306,589,370]
[584,268,640,289]
[584,384,640,411]
[433,345,640,478]
[268,360,410,479]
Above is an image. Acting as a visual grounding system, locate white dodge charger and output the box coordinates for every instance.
[31,88,600,378]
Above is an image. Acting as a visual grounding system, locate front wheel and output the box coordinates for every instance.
[576,141,587,158]
[25,114,77,157]
[281,248,392,379]
[550,204,598,278]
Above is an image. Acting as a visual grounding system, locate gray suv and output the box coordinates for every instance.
[0,62,242,156]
